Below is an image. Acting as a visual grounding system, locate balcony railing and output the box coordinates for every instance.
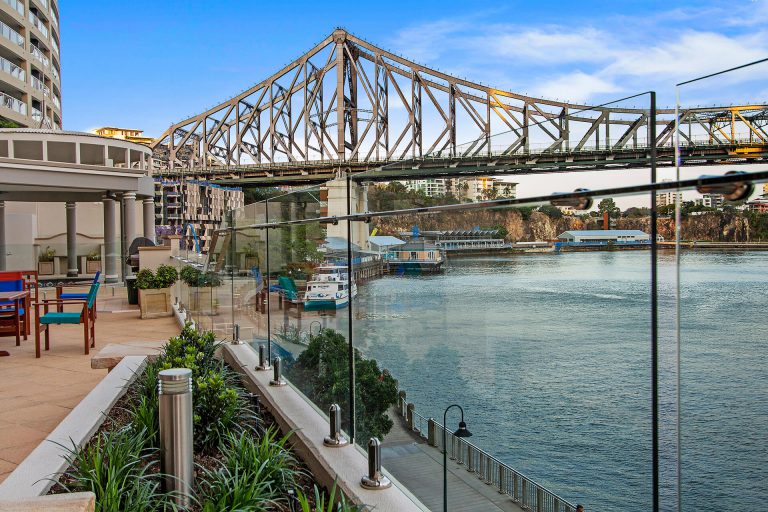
[51,65,59,82]
[0,55,25,82]
[1,91,26,115]
[31,106,42,122]
[51,93,60,109]
[31,75,49,96]
[51,36,58,55]
[49,8,58,30]
[0,19,24,47]
[28,10,48,38]
[30,44,49,67]
[35,0,47,9]
[3,0,25,16]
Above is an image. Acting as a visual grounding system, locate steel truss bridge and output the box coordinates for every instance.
[151,29,768,185]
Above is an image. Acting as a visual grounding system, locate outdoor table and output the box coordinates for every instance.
[0,290,31,348]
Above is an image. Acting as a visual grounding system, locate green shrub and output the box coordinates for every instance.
[58,427,172,512]
[155,264,178,288]
[194,368,247,452]
[179,265,200,286]
[160,323,219,377]
[221,428,301,498]
[199,465,275,512]
[39,246,56,262]
[135,268,157,290]
[297,482,364,512]
[179,265,222,287]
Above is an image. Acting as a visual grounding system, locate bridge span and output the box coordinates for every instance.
[150,29,768,186]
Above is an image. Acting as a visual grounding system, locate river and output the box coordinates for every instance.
[343,250,767,512]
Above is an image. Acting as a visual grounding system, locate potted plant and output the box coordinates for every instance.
[38,246,55,275]
[136,264,178,319]
[243,243,259,269]
[86,248,102,274]
[180,265,222,314]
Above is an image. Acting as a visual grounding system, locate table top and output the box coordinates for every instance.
[0,290,30,300]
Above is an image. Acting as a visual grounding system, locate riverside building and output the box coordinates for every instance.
[0,0,61,129]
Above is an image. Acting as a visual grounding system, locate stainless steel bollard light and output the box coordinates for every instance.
[256,344,271,371]
[270,356,286,386]
[158,368,194,507]
[323,403,349,447]
[360,438,391,490]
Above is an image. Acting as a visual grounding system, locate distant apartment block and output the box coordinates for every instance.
[92,127,154,145]
[0,0,62,129]
[657,180,682,207]
[154,180,244,252]
[401,177,516,202]
[695,193,725,209]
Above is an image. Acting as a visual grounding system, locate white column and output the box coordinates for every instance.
[122,192,137,276]
[0,200,6,271]
[143,198,156,243]
[65,202,78,276]
[103,195,118,283]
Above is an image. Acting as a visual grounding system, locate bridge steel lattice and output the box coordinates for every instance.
[151,29,768,184]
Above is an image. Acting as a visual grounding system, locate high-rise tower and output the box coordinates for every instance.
[0,0,61,129]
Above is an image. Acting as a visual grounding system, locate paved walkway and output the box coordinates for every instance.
[381,407,524,512]
[0,291,180,483]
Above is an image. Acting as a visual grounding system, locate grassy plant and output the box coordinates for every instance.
[296,482,365,512]
[58,427,173,512]
[221,427,301,498]
[198,465,275,512]
[128,395,159,449]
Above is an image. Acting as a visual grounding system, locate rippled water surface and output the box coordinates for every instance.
[345,250,767,512]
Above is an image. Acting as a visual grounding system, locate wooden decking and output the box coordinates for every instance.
[381,406,525,512]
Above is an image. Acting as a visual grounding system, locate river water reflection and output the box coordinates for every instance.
[344,250,767,512]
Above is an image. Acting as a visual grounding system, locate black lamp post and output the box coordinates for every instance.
[443,404,472,512]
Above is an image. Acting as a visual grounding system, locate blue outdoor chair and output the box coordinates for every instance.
[0,276,28,344]
[35,282,99,358]
[56,271,100,314]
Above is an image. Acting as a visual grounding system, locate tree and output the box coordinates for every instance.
[538,204,563,219]
[288,329,398,443]
[598,198,621,218]
[623,207,650,218]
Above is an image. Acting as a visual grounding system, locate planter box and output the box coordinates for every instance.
[38,261,54,275]
[138,288,172,319]
[86,260,101,274]
[189,287,213,313]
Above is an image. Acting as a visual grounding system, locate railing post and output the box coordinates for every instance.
[486,456,493,484]
[398,390,406,416]
[537,487,544,512]
[498,464,506,494]
[427,418,436,446]
[269,356,286,386]
[449,434,456,460]
[522,479,528,506]
[360,438,391,490]
[554,499,561,512]
[465,443,474,471]
[406,403,418,432]
[512,473,519,501]
[323,403,349,447]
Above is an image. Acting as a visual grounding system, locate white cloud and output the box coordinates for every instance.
[478,27,617,64]
[390,20,466,63]
[534,71,621,103]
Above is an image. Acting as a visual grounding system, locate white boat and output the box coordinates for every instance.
[303,265,357,311]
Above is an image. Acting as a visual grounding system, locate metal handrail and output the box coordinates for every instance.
[28,10,48,38]
[30,45,49,67]
[3,0,24,16]
[0,55,25,82]
[402,397,578,512]
[0,91,26,115]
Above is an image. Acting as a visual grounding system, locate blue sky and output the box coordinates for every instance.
[61,0,768,138]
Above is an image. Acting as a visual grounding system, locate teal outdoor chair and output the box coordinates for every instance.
[34,282,99,358]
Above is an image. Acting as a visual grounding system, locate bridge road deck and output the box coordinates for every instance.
[381,406,525,512]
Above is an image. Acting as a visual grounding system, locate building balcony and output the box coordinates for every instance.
[34,0,48,9]
[30,45,49,67]
[0,90,26,115]
[0,19,24,48]
[31,75,50,97]
[51,94,60,109]
[28,11,48,38]
[2,0,24,16]
[50,37,58,55]
[51,65,59,82]
[0,54,25,82]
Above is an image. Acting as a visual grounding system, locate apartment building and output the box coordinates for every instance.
[0,0,61,129]
[154,180,244,252]
[402,178,450,197]
[401,177,517,202]
[656,180,683,208]
[93,127,154,145]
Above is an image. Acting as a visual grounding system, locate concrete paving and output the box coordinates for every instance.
[0,291,180,483]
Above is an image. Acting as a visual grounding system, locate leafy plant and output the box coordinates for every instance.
[135,268,157,290]
[296,482,364,512]
[128,395,159,449]
[57,427,173,512]
[179,265,222,287]
[221,428,301,498]
[289,329,398,443]
[194,368,248,452]
[39,246,56,262]
[87,248,101,261]
[155,264,179,288]
[198,464,275,512]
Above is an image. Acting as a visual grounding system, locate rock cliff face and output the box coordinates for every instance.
[372,211,752,242]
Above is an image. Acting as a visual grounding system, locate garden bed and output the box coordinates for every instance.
[47,324,360,512]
